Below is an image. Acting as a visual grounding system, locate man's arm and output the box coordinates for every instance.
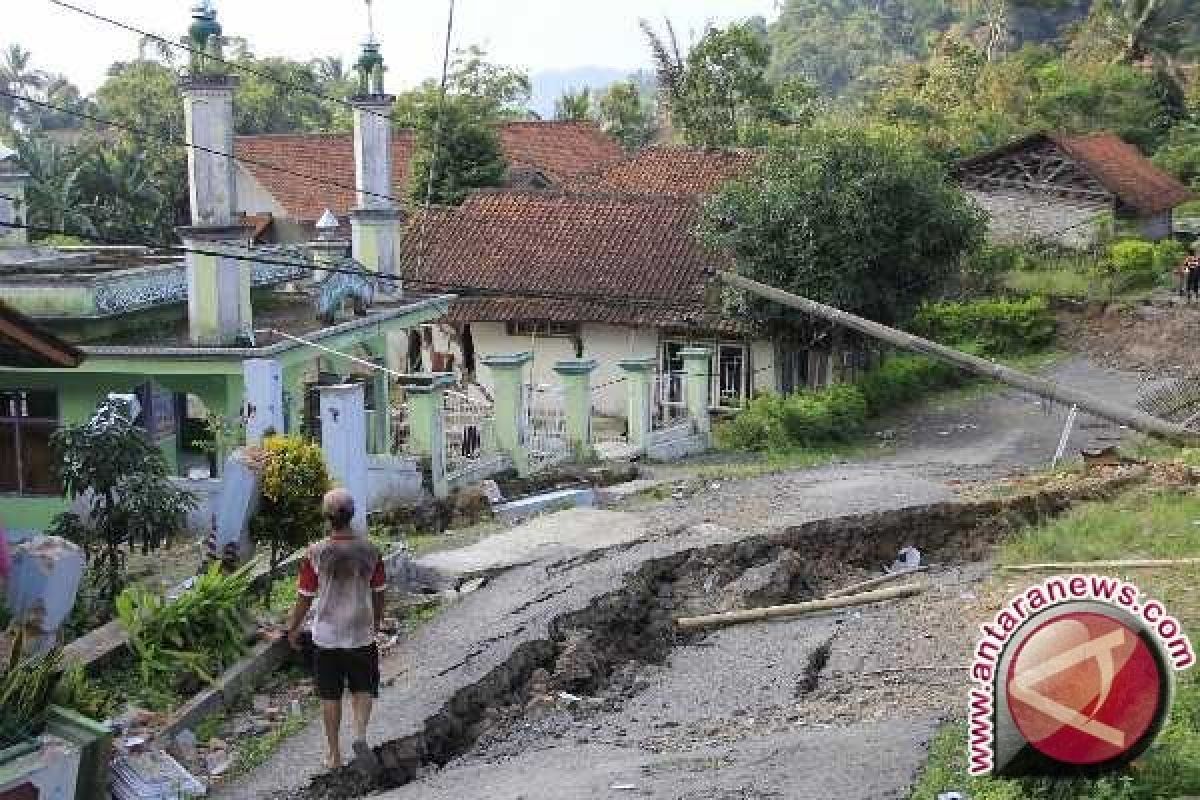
[370,557,387,635]
[287,594,314,649]
[289,548,318,649]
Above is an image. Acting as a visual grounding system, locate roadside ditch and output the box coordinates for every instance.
[297,467,1149,800]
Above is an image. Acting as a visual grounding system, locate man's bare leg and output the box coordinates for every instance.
[322,699,343,769]
[350,692,373,743]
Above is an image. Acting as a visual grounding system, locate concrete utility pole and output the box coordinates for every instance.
[719,271,1199,446]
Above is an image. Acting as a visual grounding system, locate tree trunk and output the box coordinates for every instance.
[719,271,1200,445]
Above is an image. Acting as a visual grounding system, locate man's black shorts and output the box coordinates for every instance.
[314,644,380,700]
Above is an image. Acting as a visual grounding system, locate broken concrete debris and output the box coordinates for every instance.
[110,751,206,799]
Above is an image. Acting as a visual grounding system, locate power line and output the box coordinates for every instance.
[45,0,398,128]
[416,0,457,277]
[0,89,409,209]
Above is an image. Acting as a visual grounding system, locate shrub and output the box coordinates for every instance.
[52,398,197,614]
[912,297,1056,356]
[1155,239,1189,272]
[857,355,964,416]
[716,384,868,452]
[1109,238,1157,276]
[117,561,255,700]
[249,435,331,582]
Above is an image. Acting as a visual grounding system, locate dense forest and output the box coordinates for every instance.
[2,0,1199,246]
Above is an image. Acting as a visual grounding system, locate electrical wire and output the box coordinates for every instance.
[0,89,408,209]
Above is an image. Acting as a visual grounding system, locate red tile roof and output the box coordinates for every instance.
[957,131,1192,215]
[402,190,735,330]
[1051,132,1193,215]
[565,146,761,197]
[234,122,623,222]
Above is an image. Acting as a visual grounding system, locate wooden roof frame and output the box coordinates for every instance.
[0,300,84,368]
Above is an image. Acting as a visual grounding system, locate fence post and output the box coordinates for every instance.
[482,352,533,477]
[243,358,284,446]
[680,347,713,437]
[400,373,453,499]
[554,359,598,459]
[618,358,656,451]
[371,358,390,454]
[319,383,369,533]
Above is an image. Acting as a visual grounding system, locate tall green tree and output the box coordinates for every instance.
[595,79,658,152]
[698,126,986,325]
[233,56,341,134]
[94,59,188,242]
[408,96,508,206]
[554,87,592,121]
[642,20,814,147]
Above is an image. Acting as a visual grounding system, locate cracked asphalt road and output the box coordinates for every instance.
[220,357,1157,800]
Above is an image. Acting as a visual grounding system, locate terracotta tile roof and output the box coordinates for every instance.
[234,122,622,222]
[1051,132,1193,215]
[956,131,1193,215]
[565,146,761,197]
[402,190,734,330]
[497,122,623,185]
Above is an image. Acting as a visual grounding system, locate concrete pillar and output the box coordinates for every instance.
[243,359,283,446]
[0,160,30,245]
[181,227,253,346]
[554,359,597,458]
[213,451,260,564]
[482,352,533,476]
[618,357,656,450]
[319,383,369,533]
[6,536,84,656]
[400,374,454,499]
[680,347,713,436]
[180,76,238,228]
[350,89,402,291]
[372,359,391,454]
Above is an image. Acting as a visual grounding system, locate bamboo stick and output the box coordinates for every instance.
[675,583,926,632]
[824,567,929,598]
[999,558,1200,573]
[718,272,1200,446]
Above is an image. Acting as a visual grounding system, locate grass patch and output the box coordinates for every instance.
[999,488,1200,565]
[1003,269,1092,300]
[910,675,1200,800]
[689,443,873,481]
[232,701,314,775]
[911,484,1200,799]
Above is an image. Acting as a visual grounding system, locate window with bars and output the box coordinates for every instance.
[505,320,581,337]
[0,389,61,496]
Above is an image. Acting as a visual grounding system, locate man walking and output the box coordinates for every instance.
[286,488,386,772]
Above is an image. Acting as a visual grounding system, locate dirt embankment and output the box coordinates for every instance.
[1058,296,1200,379]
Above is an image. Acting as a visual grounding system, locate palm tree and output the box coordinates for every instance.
[639,18,691,143]
[0,45,47,132]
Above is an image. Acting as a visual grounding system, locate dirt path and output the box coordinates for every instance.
[222,356,1159,800]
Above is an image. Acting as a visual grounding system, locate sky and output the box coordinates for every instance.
[8,0,780,94]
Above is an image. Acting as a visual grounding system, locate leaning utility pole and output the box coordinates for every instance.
[720,271,1199,446]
